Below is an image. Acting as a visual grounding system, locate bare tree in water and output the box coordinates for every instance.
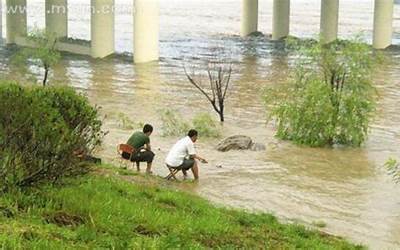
[183,55,233,122]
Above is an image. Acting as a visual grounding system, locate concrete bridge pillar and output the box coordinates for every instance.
[45,0,68,38]
[0,0,3,40]
[320,0,339,43]
[134,0,159,63]
[272,0,290,40]
[373,0,394,49]
[6,0,27,44]
[90,0,115,58]
[241,0,258,37]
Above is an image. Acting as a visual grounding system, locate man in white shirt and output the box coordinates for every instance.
[165,130,208,180]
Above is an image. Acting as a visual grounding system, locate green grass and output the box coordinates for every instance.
[0,166,363,249]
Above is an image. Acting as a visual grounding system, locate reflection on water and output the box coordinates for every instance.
[1,0,400,249]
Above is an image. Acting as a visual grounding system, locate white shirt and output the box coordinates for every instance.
[165,136,196,167]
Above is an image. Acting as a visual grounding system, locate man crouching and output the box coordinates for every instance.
[125,124,155,174]
[165,129,208,180]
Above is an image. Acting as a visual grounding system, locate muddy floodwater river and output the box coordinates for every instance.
[1,0,400,248]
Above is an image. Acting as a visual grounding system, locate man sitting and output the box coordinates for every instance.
[124,124,155,174]
[165,129,208,180]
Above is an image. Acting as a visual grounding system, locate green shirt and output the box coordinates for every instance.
[127,132,150,149]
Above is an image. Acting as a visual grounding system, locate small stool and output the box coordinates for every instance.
[117,144,135,169]
[165,165,182,180]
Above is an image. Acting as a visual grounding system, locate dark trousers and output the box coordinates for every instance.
[122,150,155,163]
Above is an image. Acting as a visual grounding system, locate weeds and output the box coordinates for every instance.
[385,158,400,183]
[116,112,144,130]
[192,113,222,138]
[159,109,190,137]
[160,109,221,138]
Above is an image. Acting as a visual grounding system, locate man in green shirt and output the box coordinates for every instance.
[125,124,155,174]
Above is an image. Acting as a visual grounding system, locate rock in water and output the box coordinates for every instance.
[216,135,266,152]
[216,135,253,152]
[250,143,266,151]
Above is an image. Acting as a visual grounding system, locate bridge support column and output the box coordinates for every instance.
[373,0,394,49]
[320,0,339,43]
[241,0,258,37]
[0,0,3,40]
[6,0,27,44]
[272,0,290,40]
[45,0,68,38]
[91,0,115,58]
[134,0,159,63]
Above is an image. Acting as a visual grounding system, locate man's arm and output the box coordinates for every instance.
[144,136,152,151]
[187,140,207,163]
[189,154,208,163]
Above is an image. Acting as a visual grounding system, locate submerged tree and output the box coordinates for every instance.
[13,29,61,86]
[184,55,232,122]
[264,37,381,147]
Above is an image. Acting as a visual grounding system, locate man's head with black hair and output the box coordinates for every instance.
[188,129,198,142]
[143,124,153,136]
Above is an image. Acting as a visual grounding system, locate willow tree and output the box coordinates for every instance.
[13,29,61,86]
[264,38,381,147]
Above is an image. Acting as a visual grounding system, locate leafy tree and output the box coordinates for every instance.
[264,38,381,147]
[13,29,61,86]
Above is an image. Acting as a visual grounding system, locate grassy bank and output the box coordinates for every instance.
[0,166,362,249]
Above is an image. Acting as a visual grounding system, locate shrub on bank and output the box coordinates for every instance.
[0,82,103,191]
[264,38,380,147]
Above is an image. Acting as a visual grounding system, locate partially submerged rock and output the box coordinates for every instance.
[216,135,252,152]
[250,142,266,151]
[216,135,265,152]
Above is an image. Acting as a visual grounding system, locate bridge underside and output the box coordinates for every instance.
[0,0,396,64]
[3,0,159,63]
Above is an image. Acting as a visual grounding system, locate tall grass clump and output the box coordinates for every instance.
[160,110,221,138]
[0,82,103,191]
[116,112,144,130]
[160,109,191,137]
[264,37,381,147]
[192,113,221,138]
